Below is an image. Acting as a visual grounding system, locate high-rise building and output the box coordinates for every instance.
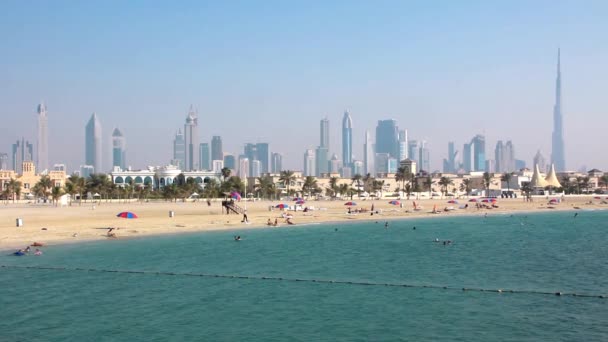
[251,160,262,177]
[303,149,316,177]
[200,143,210,170]
[85,113,102,173]
[374,153,390,174]
[172,129,185,169]
[37,103,48,172]
[462,143,472,173]
[238,157,249,178]
[0,153,8,170]
[443,141,456,173]
[418,141,430,173]
[363,130,374,176]
[387,158,399,174]
[398,129,408,161]
[329,154,340,174]
[408,140,419,165]
[80,165,94,179]
[12,138,33,174]
[184,105,199,171]
[495,140,515,173]
[342,110,353,168]
[223,154,235,171]
[212,160,224,173]
[551,49,566,171]
[320,117,330,149]
[112,128,126,170]
[211,136,223,161]
[53,164,66,172]
[375,120,399,159]
[515,159,526,171]
[271,153,283,173]
[471,134,485,172]
[353,160,364,176]
[315,147,329,176]
[533,150,547,173]
[244,143,269,175]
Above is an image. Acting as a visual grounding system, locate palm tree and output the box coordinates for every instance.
[577,176,591,194]
[423,176,433,198]
[66,175,86,204]
[51,186,63,206]
[279,170,296,197]
[395,167,408,198]
[501,172,513,195]
[338,183,350,199]
[7,179,22,203]
[460,178,473,197]
[221,167,232,183]
[329,177,340,199]
[255,175,275,200]
[351,174,363,198]
[483,172,492,197]
[372,180,385,198]
[520,182,533,200]
[36,175,53,203]
[438,176,454,198]
[302,176,318,198]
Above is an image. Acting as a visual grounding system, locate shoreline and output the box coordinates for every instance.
[1,196,603,252]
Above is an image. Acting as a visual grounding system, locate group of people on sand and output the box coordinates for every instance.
[107,227,117,238]
[267,215,295,226]
[14,245,43,256]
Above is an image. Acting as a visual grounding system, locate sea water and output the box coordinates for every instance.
[0,211,607,341]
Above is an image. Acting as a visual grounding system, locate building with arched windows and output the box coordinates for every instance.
[110,165,221,190]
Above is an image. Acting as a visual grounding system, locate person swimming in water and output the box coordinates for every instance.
[34,249,42,256]
[234,235,241,241]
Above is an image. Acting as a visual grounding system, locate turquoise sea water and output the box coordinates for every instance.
[1,211,607,341]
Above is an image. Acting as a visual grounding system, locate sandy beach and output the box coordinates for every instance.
[1,195,604,250]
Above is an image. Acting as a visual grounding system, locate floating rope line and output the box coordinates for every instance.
[1,265,605,299]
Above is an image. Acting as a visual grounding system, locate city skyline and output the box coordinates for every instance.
[2,2,608,172]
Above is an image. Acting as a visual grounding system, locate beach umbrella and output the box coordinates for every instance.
[116,211,138,219]
[549,199,558,204]
[594,196,601,200]
[230,192,242,200]
[295,200,305,205]
[275,203,289,209]
[481,198,497,203]
[447,200,458,204]
[468,199,478,202]
[388,200,400,205]
[344,201,357,206]
[293,197,303,201]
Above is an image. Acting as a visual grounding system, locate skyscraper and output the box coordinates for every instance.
[244,143,270,175]
[443,141,456,173]
[112,128,126,170]
[37,103,48,172]
[0,153,8,170]
[315,146,329,176]
[408,140,419,165]
[551,49,566,171]
[533,150,547,173]
[223,154,236,171]
[303,149,316,177]
[363,130,374,176]
[398,129,408,161]
[200,143,210,170]
[418,141,430,172]
[471,134,486,172]
[320,117,330,149]
[271,152,282,173]
[12,138,33,174]
[85,112,102,173]
[375,120,399,159]
[184,105,199,171]
[172,129,185,169]
[211,136,223,161]
[462,143,472,173]
[495,140,515,173]
[342,110,353,168]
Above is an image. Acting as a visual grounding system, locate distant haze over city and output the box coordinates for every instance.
[2,1,607,172]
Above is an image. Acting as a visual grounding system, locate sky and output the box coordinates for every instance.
[1,0,607,173]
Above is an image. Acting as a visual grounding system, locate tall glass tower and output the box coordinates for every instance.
[342,111,353,168]
[37,103,48,172]
[551,49,566,171]
[112,128,126,170]
[184,105,199,171]
[85,112,102,173]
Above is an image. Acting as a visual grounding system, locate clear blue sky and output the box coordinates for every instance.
[1,0,607,172]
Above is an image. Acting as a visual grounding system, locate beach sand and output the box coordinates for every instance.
[0,196,603,250]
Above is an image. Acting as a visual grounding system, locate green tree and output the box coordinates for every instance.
[395,167,408,198]
[302,176,318,198]
[460,178,473,197]
[351,174,363,198]
[600,174,608,192]
[438,176,454,198]
[423,176,433,198]
[7,179,22,203]
[483,172,492,197]
[254,175,275,200]
[501,172,514,195]
[221,167,232,183]
[36,175,53,202]
[51,186,63,206]
[279,170,296,197]
[329,177,340,199]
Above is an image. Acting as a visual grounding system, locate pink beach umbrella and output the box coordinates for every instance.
[594,196,601,200]
[275,203,290,209]
[447,200,458,204]
[230,192,242,201]
[344,201,357,206]
[468,199,478,202]
[295,200,305,205]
